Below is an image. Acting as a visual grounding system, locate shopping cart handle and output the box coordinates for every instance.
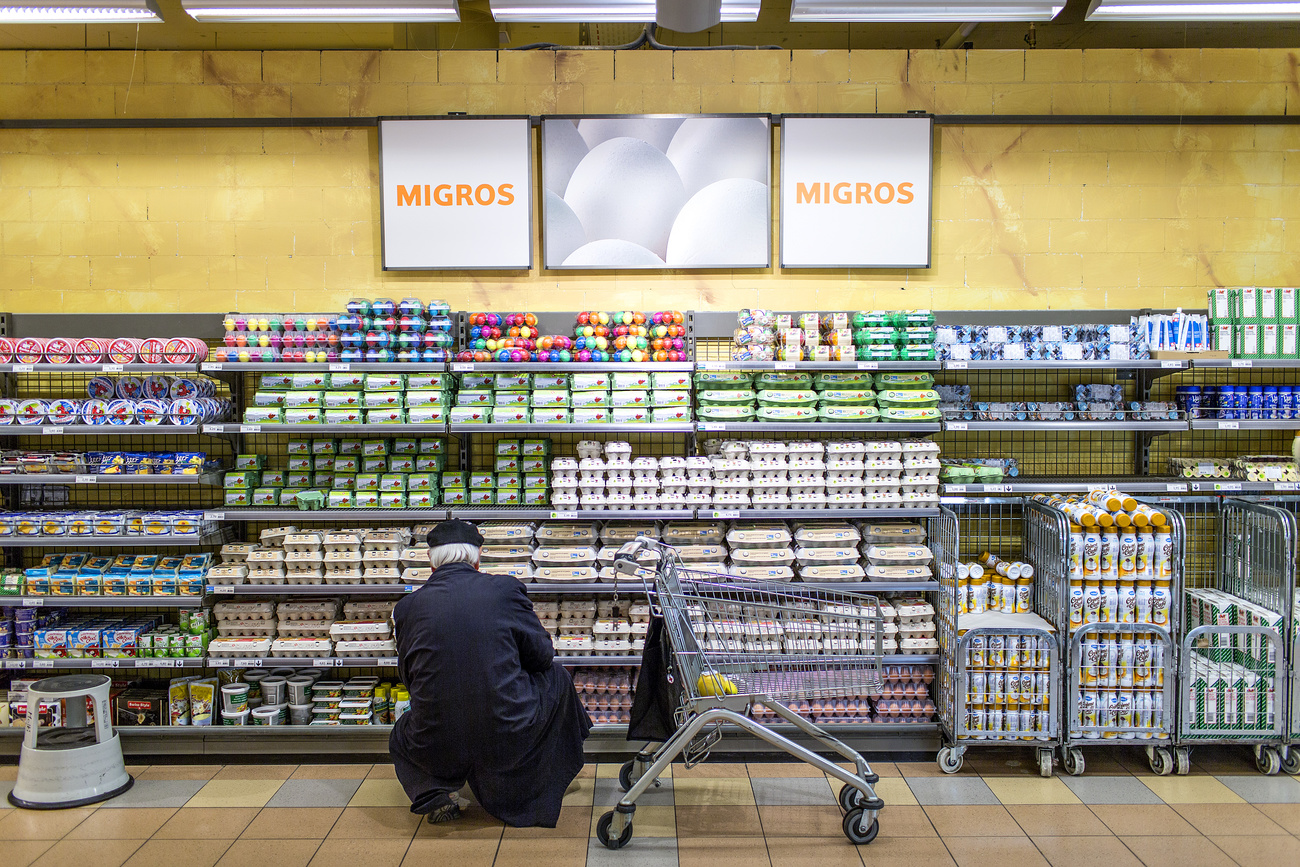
[614,540,648,575]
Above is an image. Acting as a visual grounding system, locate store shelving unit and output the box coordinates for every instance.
[0,596,205,608]
[0,473,221,486]
[1,532,227,547]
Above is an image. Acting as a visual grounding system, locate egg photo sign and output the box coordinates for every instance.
[542,115,772,270]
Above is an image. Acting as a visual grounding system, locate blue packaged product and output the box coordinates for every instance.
[1264,386,1279,419]
[1248,386,1264,420]
[1281,387,1297,419]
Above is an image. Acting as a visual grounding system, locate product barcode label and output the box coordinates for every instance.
[451,363,474,372]
[92,659,119,669]
[948,422,968,431]
[21,598,44,607]
[1231,359,1253,368]
[1217,482,1243,491]
[1166,483,1189,492]
[1276,482,1300,491]
[239,424,261,433]
[1219,421,1240,430]
[947,485,967,493]
[214,585,234,595]
[42,426,63,435]
[773,361,796,370]
[714,510,741,519]
[75,475,97,484]
[378,658,399,667]
[329,363,350,372]
[856,361,880,370]
[1160,360,1183,369]
[551,511,578,520]
[313,658,337,667]
[33,660,54,669]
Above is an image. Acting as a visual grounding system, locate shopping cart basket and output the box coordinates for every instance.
[595,539,887,850]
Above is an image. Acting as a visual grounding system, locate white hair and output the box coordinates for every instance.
[428,543,481,570]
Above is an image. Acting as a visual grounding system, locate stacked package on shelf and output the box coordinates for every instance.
[939,382,1175,422]
[30,610,210,660]
[568,311,687,364]
[0,374,229,427]
[243,370,449,427]
[441,439,550,508]
[1228,455,1300,483]
[16,552,210,597]
[959,629,1056,741]
[729,310,935,362]
[460,311,562,363]
[208,526,416,587]
[530,521,599,588]
[477,521,537,582]
[663,521,729,574]
[939,458,1018,484]
[1206,287,1300,359]
[536,595,647,658]
[217,298,454,364]
[551,440,684,512]
[571,667,637,725]
[0,450,215,477]
[751,664,937,726]
[1184,587,1282,726]
[936,321,1150,362]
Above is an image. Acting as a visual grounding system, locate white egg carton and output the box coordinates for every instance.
[864,441,903,454]
[747,441,789,456]
[219,543,255,563]
[789,457,827,472]
[827,493,868,508]
[866,564,933,582]
[702,638,746,653]
[535,522,597,544]
[580,494,608,508]
[277,600,339,621]
[335,640,397,657]
[900,491,940,507]
[900,637,939,654]
[686,456,713,472]
[863,457,904,472]
[787,491,829,510]
[552,491,580,506]
[825,476,869,491]
[715,441,748,458]
[788,470,826,484]
[633,475,659,488]
[217,620,277,637]
[604,493,634,510]
[402,566,433,583]
[752,492,792,506]
[660,471,687,485]
[658,456,686,470]
[207,564,249,585]
[628,493,659,509]
[551,457,579,472]
[898,621,937,639]
[631,456,659,472]
[751,456,789,471]
[826,441,867,455]
[324,549,362,568]
[593,619,632,636]
[276,619,334,638]
[604,440,631,456]
[712,477,750,491]
[481,544,536,563]
[208,637,273,658]
[259,526,297,547]
[684,491,714,505]
[322,532,362,552]
[247,568,287,584]
[784,637,822,653]
[750,472,788,485]
[363,567,402,584]
[822,638,862,654]
[534,566,599,584]
[866,490,905,507]
[479,522,536,541]
[826,466,865,480]
[745,639,781,653]
[554,635,592,655]
[553,475,579,489]
[904,455,942,471]
[214,601,275,621]
[901,439,940,454]
[576,440,605,460]
[362,531,405,553]
[726,525,792,548]
[710,458,750,480]
[712,492,751,506]
[329,620,392,641]
[606,478,632,491]
[579,457,606,474]
[800,564,866,583]
[787,484,825,497]
[246,549,284,566]
[400,546,429,566]
[730,547,795,567]
[283,533,323,553]
[270,638,333,658]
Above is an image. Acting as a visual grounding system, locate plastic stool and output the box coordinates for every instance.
[8,674,133,809]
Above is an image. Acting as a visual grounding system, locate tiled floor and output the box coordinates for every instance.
[2,747,1300,866]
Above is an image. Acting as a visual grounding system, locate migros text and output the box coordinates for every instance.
[395,184,516,206]
[795,182,915,205]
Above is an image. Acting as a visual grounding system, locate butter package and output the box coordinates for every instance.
[442,488,469,506]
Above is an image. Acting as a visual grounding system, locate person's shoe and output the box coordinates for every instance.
[425,792,462,824]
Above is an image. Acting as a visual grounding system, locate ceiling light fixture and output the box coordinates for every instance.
[0,0,162,21]
[489,0,758,23]
[181,0,458,21]
[1086,0,1300,20]
[789,1,1063,21]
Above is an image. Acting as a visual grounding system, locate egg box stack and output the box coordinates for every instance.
[940,382,1176,423]
[729,310,935,363]
[216,298,454,364]
[208,598,396,660]
[223,438,444,510]
[539,596,650,657]
[17,552,211,597]
[571,667,636,725]
[209,527,415,587]
[936,322,1148,362]
[441,439,551,508]
[695,438,941,510]
[570,311,688,363]
[695,371,940,425]
[551,440,690,511]
[453,370,690,427]
[751,663,937,725]
[939,458,1018,485]
[719,520,936,588]
[242,371,449,427]
[460,311,561,363]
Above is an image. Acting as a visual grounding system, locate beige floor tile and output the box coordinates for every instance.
[502,805,592,838]
[1006,804,1112,837]
[967,751,1052,777]
[942,835,1050,867]
[871,777,918,807]
[153,807,261,839]
[677,835,771,867]
[309,838,410,867]
[215,838,321,867]
[1119,835,1236,867]
[561,777,595,808]
[0,840,57,867]
[1255,803,1300,834]
[290,765,372,780]
[1172,803,1289,835]
[136,765,221,782]
[0,766,19,781]
[30,838,146,867]
[595,763,625,779]
[493,836,587,866]
[575,764,597,779]
[211,764,298,781]
[346,779,410,808]
[1031,835,1142,867]
[326,806,422,840]
[757,805,847,837]
[1139,775,1246,804]
[860,835,955,866]
[123,765,151,776]
[866,762,901,778]
[874,805,938,838]
[240,807,343,839]
[747,762,825,778]
[411,805,503,840]
[365,764,398,780]
[123,839,234,867]
[590,805,676,837]
[675,805,763,837]
[1206,834,1300,867]
[1088,804,1197,836]
[66,807,177,839]
[0,807,100,841]
[767,836,867,866]
[985,776,1082,805]
[898,760,969,778]
[924,804,1025,838]
[186,779,285,809]
[672,777,756,806]
[672,762,750,778]
[401,838,498,867]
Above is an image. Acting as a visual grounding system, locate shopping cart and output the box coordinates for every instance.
[595,538,887,850]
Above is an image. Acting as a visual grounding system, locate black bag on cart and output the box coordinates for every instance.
[628,616,684,742]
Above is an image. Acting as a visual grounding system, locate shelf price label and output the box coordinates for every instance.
[698,423,725,431]
[1275,482,1300,491]
[239,425,261,434]
[21,598,44,607]
[207,425,225,433]
[206,363,223,371]
[233,659,263,668]
[378,658,400,667]
[855,361,880,370]
[42,426,64,435]
[1160,360,1184,369]
[947,361,968,370]
[550,511,578,520]
[1231,360,1253,368]
[313,658,338,668]
[947,422,968,431]
[12,364,34,373]
[137,659,176,669]
[946,485,967,493]
[1166,483,1189,492]
[1219,421,1240,430]
[92,659,119,669]
[33,660,54,669]
[101,363,124,372]
[204,512,225,521]
[329,363,351,372]
[773,361,796,371]
[213,585,235,595]
[713,510,741,519]
[3,660,25,670]
[1216,482,1243,491]
[984,484,1012,494]
[451,363,475,372]
[697,361,725,371]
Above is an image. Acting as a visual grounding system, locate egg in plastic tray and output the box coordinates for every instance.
[402,566,433,583]
[866,564,933,582]
[554,635,592,655]
[799,564,866,582]
[277,599,339,621]
[215,601,275,621]
[481,544,535,563]
[270,638,334,658]
[362,567,402,584]
[335,639,396,657]
[533,566,598,584]
[208,637,273,657]
[323,533,362,552]
[220,544,255,562]
[207,564,248,585]
[865,545,934,567]
[218,620,277,638]
[283,534,323,553]
[535,522,597,544]
[276,619,334,638]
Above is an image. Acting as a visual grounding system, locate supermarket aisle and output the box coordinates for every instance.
[1,749,1299,867]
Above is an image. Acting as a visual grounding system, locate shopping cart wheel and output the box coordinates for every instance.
[1281,748,1300,776]
[1037,749,1053,778]
[1255,747,1281,776]
[837,784,882,812]
[841,809,879,845]
[1175,748,1192,776]
[1149,747,1174,776]
[618,761,639,793]
[1062,748,1085,777]
[936,747,963,775]
[596,811,634,850]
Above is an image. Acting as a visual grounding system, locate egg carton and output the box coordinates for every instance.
[786,484,824,496]
[208,638,273,658]
[604,441,631,457]
[574,440,603,459]
[899,637,939,654]
[214,601,275,621]
[535,522,598,544]
[867,491,905,507]
[551,457,578,472]
[482,563,533,581]
[254,525,295,547]
[883,663,935,684]
[729,547,795,567]
[478,522,536,542]
[277,600,340,621]
[335,639,397,657]
[363,550,401,568]
[750,457,789,472]
[592,619,632,637]
[785,492,829,510]
[554,635,592,655]
[531,566,597,584]
[866,564,932,582]
[659,471,687,485]
[861,522,927,544]
[553,476,579,489]
[580,494,609,508]
[362,567,403,584]
[712,494,752,507]
[324,570,365,585]
[686,456,713,472]
[606,470,632,483]
[552,492,580,506]
[400,546,429,566]
[581,695,633,709]
[220,543,255,563]
[247,569,287,584]
[269,638,333,658]
[207,564,249,585]
[788,457,827,472]
[904,456,941,472]
[826,467,865,481]
[217,620,278,638]
[402,566,433,583]
[630,456,658,472]
[750,492,792,507]
[481,544,536,563]
[276,619,334,638]
[363,531,406,553]
[323,533,363,552]
[285,569,326,585]
[246,548,284,565]
[900,491,940,507]
[344,600,397,620]
[800,564,866,582]
[283,533,323,553]
[901,439,940,455]
[878,682,931,699]
[788,470,825,485]
[750,475,789,488]
[658,456,686,471]
[329,620,392,641]
[898,622,937,640]
[579,478,607,492]
[726,525,792,548]
[827,493,869,508]
[632,474,659,488]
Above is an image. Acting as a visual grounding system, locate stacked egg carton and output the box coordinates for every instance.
[861,521,935,584]
[596,521,661,583]
[272,599,339,658]
[477,521,538,581]
[531,521,599,585]
[209,601,276,658]
[662,521,730,574]
[552,440,688,512]
[329,616,395,659]
[794,520,865,582]
[749,663,937,726]
[571,667,637,725]
[398,543,431,584]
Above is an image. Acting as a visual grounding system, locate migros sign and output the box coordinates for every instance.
[395,183,517,207]
[793,181,916,205]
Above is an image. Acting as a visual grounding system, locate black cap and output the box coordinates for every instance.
[426,520,484,548]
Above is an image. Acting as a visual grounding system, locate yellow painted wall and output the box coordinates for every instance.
[2,47,1299,315]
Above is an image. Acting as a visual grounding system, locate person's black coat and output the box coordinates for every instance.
[389,561,592,827]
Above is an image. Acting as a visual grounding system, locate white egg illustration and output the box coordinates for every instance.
[666,178,769,267]
[543,120,589,197]
[545,190,588,267]
[666,117,770,197]
[563,239,666,269]
[564,137,687,259]
[577,117,685,153]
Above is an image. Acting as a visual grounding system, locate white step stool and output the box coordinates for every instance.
[8,674,133,809]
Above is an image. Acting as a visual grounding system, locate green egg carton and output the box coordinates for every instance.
[294,490,327,511]
[693,371,755,387]
[698,389,757,405]
[756,406,817,423]
[877,389,940,408]
[813,372,875,389]
[940,465,976,484]
[873,371,935,390]
[696,405,756,422]
[816,388,877,405]
[756,389,818,407]
[881,406,942,423]
[754,371,813,390]
[817,405,880,422]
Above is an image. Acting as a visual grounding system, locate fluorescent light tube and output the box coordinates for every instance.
[789,1,1063,21]
[182,0,458,21]
[490,0,757,22]
[1087,0,1300,20]
[0,0,162,21]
